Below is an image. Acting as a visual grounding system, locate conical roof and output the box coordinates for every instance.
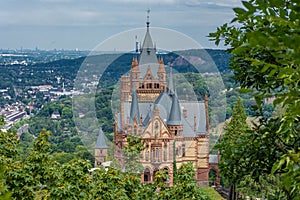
[168,67,174,95]
[95,128,108,149]
[129,86,141,125]
[167,94,182,126]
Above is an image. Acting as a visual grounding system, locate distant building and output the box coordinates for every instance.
[51,110,61,119]
[95,13,213,187]
[94,128,108,166]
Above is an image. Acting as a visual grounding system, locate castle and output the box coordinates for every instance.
[95,14,214,187]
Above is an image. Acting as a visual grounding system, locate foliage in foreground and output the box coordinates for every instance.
[210,0,300,199]
[0,129,211,199]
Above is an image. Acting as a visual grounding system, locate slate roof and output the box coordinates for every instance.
[129,87,141,125]
[138,22,159,78]
[139,27,158,67]
[95,128,108,149]
[167,94,182,126]
[121,92,207,136]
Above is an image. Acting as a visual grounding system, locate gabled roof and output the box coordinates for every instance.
[95,128,108,149]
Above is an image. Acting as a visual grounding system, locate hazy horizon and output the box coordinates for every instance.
[0,0,242,50]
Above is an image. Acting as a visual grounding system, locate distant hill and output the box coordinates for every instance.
[0,49,230,89]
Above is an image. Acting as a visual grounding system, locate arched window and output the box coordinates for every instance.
[146,83,152,89]
[144,168,150,182]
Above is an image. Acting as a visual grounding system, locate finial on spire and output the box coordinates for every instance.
[146,9,150,28]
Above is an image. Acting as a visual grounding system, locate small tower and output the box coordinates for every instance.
[130,57,140,89]
[168,67,174,95]
[128,86,142,135]
[94,128,108,167]
[157,57,166,92]
[167,93,183,137]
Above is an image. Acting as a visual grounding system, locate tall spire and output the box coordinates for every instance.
[135,35,139,54]
[139,9,157,65]
[168,67,174,95]
[129,85,141,125]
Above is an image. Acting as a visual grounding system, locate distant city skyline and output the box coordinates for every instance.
[0,0,242,50]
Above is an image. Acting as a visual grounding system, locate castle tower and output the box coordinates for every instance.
[167,93,183,137]
[94,128,108,167]
[157,57,166,92]
[130,57,140,91]
[128,86,142,135]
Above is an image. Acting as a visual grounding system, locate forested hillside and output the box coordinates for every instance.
[0,49,230,90]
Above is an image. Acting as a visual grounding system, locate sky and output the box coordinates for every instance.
[0,0,242,50]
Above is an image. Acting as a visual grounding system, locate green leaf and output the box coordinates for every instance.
[233,7,247,15]
[242,1,255,12]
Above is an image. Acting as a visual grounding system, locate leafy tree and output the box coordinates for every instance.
[210,0,300,198]
[217,98,251,199]
[0,165,11,200]
[123,134,145,174]
[153,163,209,200]
[171,163,208,200]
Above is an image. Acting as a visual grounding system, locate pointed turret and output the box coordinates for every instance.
[94,128,108,167]
[168,67,174,95]
[157,57,166,91]
[167,94,181,126]
[130,57,140,87]
[129,86,141,125]
[95,128,108,149]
